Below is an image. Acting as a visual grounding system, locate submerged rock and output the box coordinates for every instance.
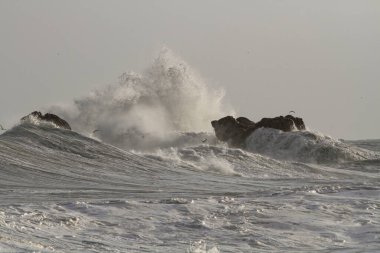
[211,115,305,148]
[21,111,71,130]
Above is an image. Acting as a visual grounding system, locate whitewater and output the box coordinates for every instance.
[0,50,379,252]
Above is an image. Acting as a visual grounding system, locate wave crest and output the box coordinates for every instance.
[245,128,379,163]
[51,48,229,151]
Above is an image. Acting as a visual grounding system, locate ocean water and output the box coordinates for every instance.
[1,50,379,252]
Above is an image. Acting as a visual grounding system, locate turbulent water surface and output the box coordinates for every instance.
[1,51,379,252]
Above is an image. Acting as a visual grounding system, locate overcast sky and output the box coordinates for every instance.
[0,0,379,139]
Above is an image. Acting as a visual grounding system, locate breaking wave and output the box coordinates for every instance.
[11,47,379,165]
[245,128,379,163]
[1,48,380,253]
[50,48,229,151]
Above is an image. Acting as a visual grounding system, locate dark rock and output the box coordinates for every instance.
[236,117,255,128]
[211,116,248,147]
[285,115,305,130]
[21,111,71,130]
[211,115,305,148]
[256,115,305,132]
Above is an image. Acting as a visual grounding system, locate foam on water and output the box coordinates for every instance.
[245,128,379,164]
[150,146,241,176]
[1,49,380,252]
[1,113,380,253]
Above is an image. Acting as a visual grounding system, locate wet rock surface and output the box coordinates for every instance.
[211,115,305,147]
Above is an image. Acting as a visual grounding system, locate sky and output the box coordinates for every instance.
[0,0,379,139]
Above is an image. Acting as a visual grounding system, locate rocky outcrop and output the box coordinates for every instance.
[211,115,305,148]
[211,116,253,147]
[21,111,71,130]
[256,115,305,132]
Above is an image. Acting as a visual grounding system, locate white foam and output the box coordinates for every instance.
[187,240,220,253]
[245,128,378,163]
[151,146,241,176]
[50,48,231,151]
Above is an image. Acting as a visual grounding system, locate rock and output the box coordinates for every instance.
[211,115,305,148]
[285,115,305,130]
[21,111,71,130]
[256,115,305,132]
[236,117,255,128]
[211,116,254,147]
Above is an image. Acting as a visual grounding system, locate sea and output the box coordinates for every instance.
[1,49,379,252]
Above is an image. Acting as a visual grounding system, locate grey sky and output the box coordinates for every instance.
[0,0,379,139]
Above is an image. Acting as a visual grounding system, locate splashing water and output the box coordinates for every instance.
[1,47,380,252]
[51,48,230,151]
[245,128,379,163]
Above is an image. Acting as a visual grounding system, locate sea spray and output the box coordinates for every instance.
[245,128,379,163]
[51,48,230,151]
[1,83,380,253]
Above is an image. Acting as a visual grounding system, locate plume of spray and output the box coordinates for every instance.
[51,48,231,150]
